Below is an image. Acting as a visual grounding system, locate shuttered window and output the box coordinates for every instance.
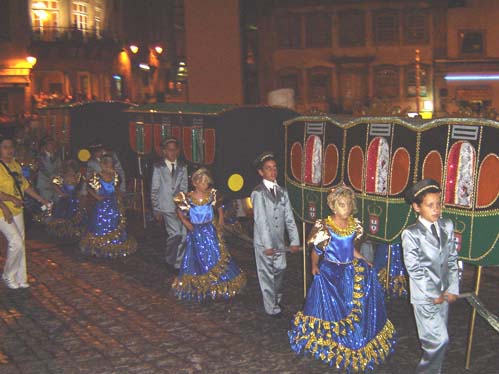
[373,10,400,45]
[338,10,365,47]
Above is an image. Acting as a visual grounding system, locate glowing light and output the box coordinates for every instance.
[445,75,499,81]
[129,45,139,54]
[154,46,163,54]
[26,56,37,67]
[423,100,433,112]
[112,75,122,80]
[228,174,244,192]
[139,63,150,71]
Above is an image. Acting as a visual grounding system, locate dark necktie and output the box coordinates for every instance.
[431,223,440,244]
[270,186,276,198]
[171,163,175,176]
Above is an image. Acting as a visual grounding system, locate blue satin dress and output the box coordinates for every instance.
[79,173,137,258]
[288,217,396,372]
[173,189,246,301]
[47,176,86,241]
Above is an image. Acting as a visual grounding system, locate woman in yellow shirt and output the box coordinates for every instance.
[0,136,50,289]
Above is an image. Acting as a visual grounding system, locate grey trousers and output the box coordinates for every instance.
[254,247,286,315]
[413,302,450,374]
[162,212,186,269]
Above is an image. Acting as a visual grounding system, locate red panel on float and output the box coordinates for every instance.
[323,144,338,186]
[204,129,216,165]
[172,126,181,140]
[183,127,193,162]
[445,142,462,204]
[365,138,381,193]
[290,142,303,181]
[477,153,499,207]
[422,150,443,186]
[348,146,364,191]
[390,147,410,195]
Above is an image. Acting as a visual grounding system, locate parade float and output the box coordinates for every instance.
[283,114,499,368]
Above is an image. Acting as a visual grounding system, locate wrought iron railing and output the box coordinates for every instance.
[31,26,119,43]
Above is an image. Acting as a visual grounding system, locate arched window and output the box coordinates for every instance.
[308,67,331,103]
[445,141,476,207]
[304,135,322,185]
[374,66,400,98]
[366,137,389,194]
[278,68,302,102]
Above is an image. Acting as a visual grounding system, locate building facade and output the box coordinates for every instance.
[0,0,186,116]
[254,0,448,115]
[435,0,499,116]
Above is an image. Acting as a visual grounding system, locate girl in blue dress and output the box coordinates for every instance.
[173,168,246,301]
[47,159,86,241]
[79,155,137,258]
[288,185,396,372]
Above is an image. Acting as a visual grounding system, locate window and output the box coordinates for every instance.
[308,67,330,102]
[278,68,301,101]
[305,13,331,48]
[373,9,400,45]
[31,0,59,37]
[275,13,301,49]
[404,9,429,44]
[338,10,365,47]
[0,0,10,40]
[374,66,399,98]
[405,64,428,97]
[94,6,102,37]
[459,30,484,55]
[72,1,88,33]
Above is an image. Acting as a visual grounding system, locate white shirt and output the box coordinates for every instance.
[418,216,440,239]
[165,159,177,173]
[263,179,277,193]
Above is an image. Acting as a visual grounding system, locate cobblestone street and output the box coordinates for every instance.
[0,219,498,374]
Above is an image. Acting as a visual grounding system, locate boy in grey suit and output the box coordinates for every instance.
[402,179,459,374]
[251,152,300,317]
[36,137,61,202]
[151,138,188,271]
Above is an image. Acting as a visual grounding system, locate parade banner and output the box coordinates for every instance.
[284,116,499,267]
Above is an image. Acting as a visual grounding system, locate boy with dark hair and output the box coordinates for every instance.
[402,179,459,374]
[251,151,300,317]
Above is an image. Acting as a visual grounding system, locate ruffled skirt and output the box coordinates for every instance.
[288,259,396,372]
[172,222,246,301]
[46,197,87,241]
[79,197,137,258]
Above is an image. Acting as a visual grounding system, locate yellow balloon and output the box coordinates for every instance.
[227,173,244,192]
[78,149,91,162]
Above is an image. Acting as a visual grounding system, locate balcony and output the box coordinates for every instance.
[29,26,121,61]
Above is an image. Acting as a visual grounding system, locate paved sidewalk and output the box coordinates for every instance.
[0,221,498,373]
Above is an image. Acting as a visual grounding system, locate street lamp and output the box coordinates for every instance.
[26,56,37,67]
[154,46,163,54]
[129,44,139,54]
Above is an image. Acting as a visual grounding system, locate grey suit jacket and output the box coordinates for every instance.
[402,218,459,304]
[36,153,61,192]
[251,182,300,251]
[151,160,188,214]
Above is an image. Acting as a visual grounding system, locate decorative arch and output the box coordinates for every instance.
[476,153,499,208]
[365,137,389,194]
[348,145,364,191]
[422,150,443,186]
[390,147,410,195]
[323,144,339,186]
[290,142,303,182]
[445,141,476,207]
[304,135,322,185]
